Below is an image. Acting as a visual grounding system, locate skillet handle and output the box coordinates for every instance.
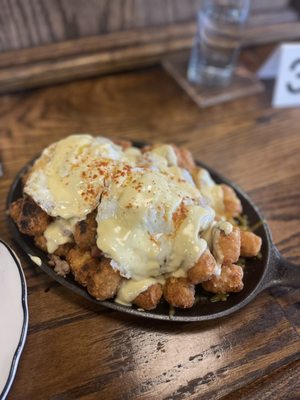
[262,247,300,290]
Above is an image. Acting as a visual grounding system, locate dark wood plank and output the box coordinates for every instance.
[0,24,196,68]
[0,19,300,94]
[0,0,293,51]
[0,0,203,51]
[248,9,298,26]
[220,360,300,400]
[8,293,300,400]
[0,2,299,93]
[252,0,291,10]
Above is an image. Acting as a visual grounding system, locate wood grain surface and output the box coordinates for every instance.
[162,52,264,107]
[0,0,300,94]
[0,0,295,51]
[0,45,299,400]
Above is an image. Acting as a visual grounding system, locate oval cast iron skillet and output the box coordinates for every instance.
[6,142,300,322]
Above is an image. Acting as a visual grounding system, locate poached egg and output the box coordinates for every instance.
[25,134,222,305]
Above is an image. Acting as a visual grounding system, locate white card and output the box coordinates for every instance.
[257,43,300,108]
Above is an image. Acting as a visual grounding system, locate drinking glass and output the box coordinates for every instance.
[188,0,251,86]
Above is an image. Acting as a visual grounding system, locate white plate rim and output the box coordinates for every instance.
[0,240,29,400]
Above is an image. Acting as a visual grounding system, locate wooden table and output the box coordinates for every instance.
[0,45,299,400]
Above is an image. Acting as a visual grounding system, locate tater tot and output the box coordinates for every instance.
[141,144,151,153]
[54,243,74,258]
[113,139,132,150]
[34,234,48,252]
[164,277,195,308]
[34,235,73,257]
[10,196,51,236]
[214,226,241,264]
[240,230,262,257]
[87,258,123,301]
[221,184,242,217]
[202,263,244,294]
[66,247,98,286]
[172,146,196,172]
[187,249,217,284]
[21,170,31,186]
[73,211,97,250]
[133,283,163,310]
[9,198,23,223]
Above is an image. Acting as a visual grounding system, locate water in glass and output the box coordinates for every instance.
[188,0,250,86]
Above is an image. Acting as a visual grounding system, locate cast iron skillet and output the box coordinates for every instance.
[6,142,300,322]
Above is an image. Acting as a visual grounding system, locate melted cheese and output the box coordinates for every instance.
[115,278,158,306]
[150,144,178,166]
[29,255,42,266]
[216,220,233,236]
[97,167,214,280]
[25,135,228,304]
[193,168,225,215]
[169,268,187,278]
[211,221,233,266]
[25,134,123,219]
[44,218,77,253]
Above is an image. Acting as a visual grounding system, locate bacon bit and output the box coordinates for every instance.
[125,203,133,209]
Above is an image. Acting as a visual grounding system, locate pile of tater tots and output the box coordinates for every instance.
[10,135,262,311]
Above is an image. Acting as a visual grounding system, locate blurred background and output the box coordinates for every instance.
[0,0,300,93]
